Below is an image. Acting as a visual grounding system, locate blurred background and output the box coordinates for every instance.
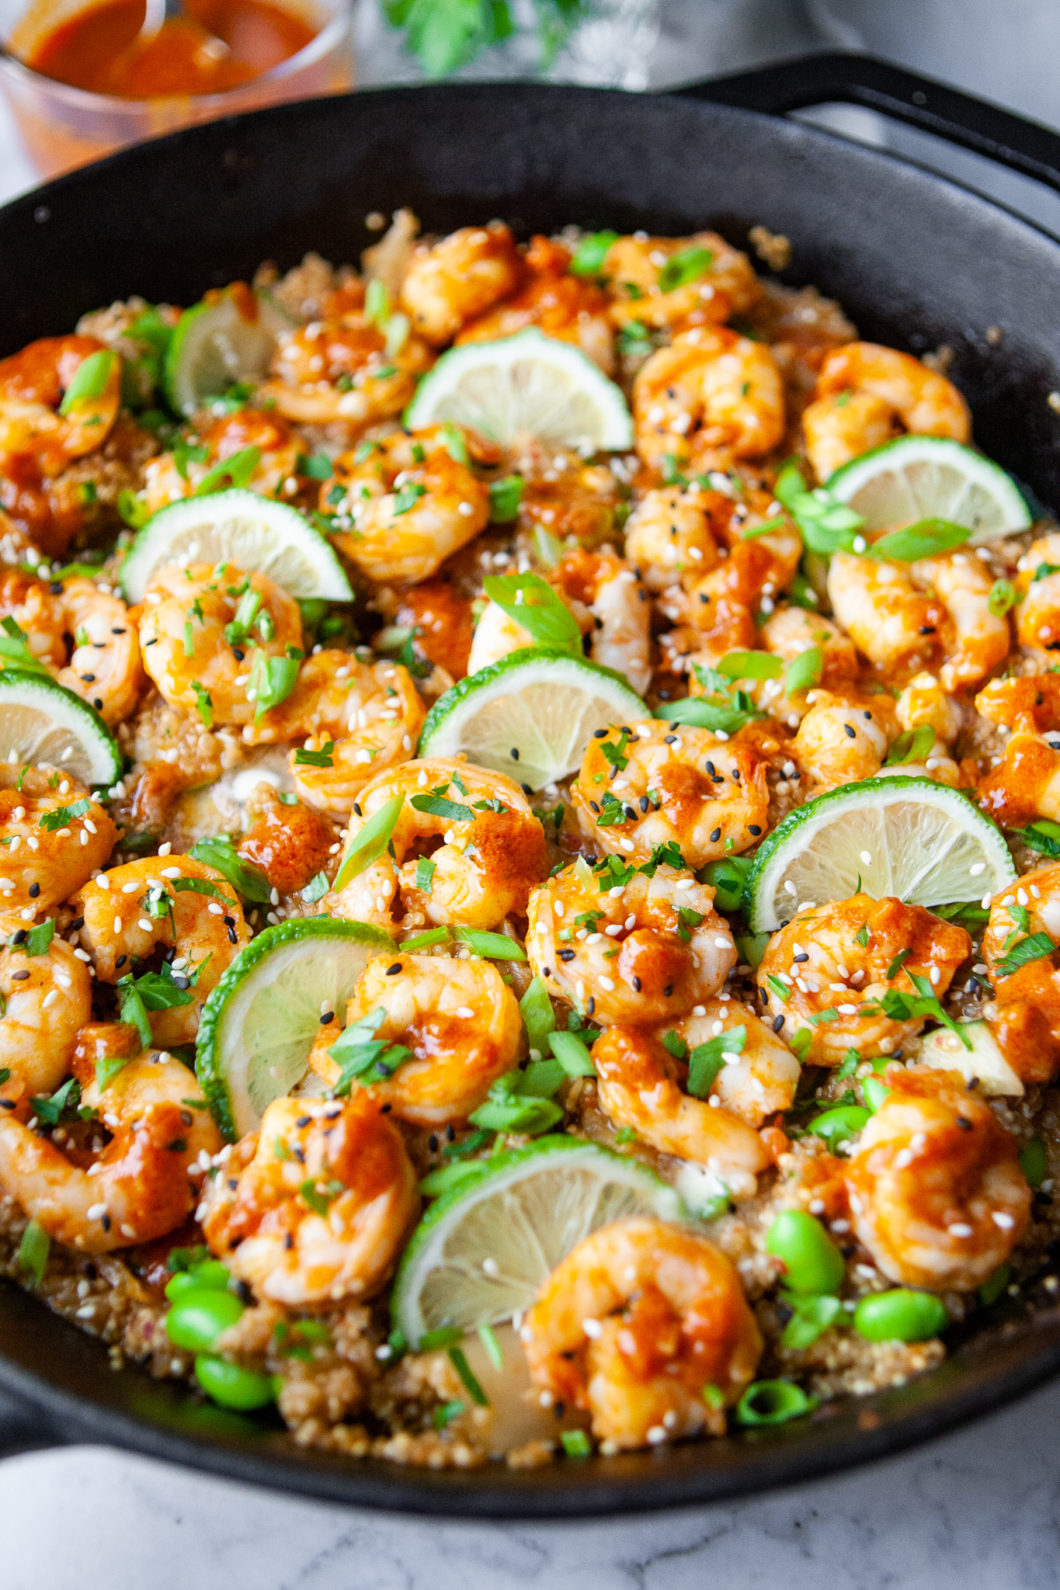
[1,0,1059,233]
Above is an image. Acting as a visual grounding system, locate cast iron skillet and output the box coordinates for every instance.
[3,51,1060,1516]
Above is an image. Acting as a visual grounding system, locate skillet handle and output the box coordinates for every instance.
[675,51,1060,196]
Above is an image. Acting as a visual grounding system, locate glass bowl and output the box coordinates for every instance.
[0,0,354,181]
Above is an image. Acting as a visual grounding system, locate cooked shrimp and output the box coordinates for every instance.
[801,389,895,483]
[0,937,91,1112]
[624,485,722,592]
[263,304,432,427]
[790,689,896,791]
[802,342,971,481]
[979,863,1060,1083]
[759,605,859,694]
[602,232,760,333]
[0,568,68,669]
[550,550,652,695]
[74,855,249,1046]
[664,996,802,1127]
[399,223,523,345]
[141,408,300,513]
[845,1065,1030,1290]
[0,336,122,475]
[328,758,548,930]
[755,896,971,1065]
[0,1023,222,1252]
[522,1217,762,1449]
[457,235,614,372]
[324,429,490,585]
[683,532,802,662]
[0,766,117,915]
[55,576,143,726]
[307,953,521,1126]
[592,1024,772,1179]
[471,551,651,693]
[199,1093,418,1305]
[571,720,768,867]
[974,674,1060,827]
[1015,532,1060,653]
[526,860,735,1025]
[827,550,1008,693]
[634,327,785,474]
[255,650,425,814]
[138,562,304,729]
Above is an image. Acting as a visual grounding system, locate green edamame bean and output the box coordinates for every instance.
[194,1354,278,1411]
[853,1288,949,1342]
[807,1105,871,1150]
[165,1286,245,1353]
[765,1209,845,1295]
[164,1261,231,1303]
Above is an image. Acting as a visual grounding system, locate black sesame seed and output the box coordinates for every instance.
[386,962,403,976]
[664,734,677,746]
[748,824,762,836]
[320,1011,335,1024]
[80,673,96,684]
[111,627,127,636]
[115,954,127,969]
[793,952,809,963]
[49,581,64,596]
[70,916,84,931]
[709,827,722,843]
[843,723,857,739]
[0,1100,15,1111]
[593,728,608,738]
[586,996,596,1015]
[522,783,533,796]
[428,1134,439,1152]
[93,699,103,710]
[510,747,520,761]
[663,984,674,998]
[10,970,29,981]
[632,976,642,992]
[589,801,600,814]
[558,949,576,962]
[296,1115,311,1127]
[101,1214,111,1232]
[639,796,650,813]
[772,1014,785,1033]
[955,1115,974,1131]
[10,930,26,945]
[27,882,39,898]
[232,647,246,661]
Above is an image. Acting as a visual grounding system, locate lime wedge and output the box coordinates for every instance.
[418,648,646,790]
[391,1136,687,1346]
[119,489,353,604]
[165,289,293,416]
[826,436,1032,544]
[746,776,1016,932]
[404,328,633,449]
[0,671,122,787]
[196,917,394,1140]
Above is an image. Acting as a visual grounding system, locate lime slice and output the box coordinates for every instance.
[404,328,633,449]
[827,436,1032,544]
[165,289,293,416]
[197,917,394,1140]
[0,671,122,787]
[919,1020,1024,1097]
[120,489,353,604]
[746,776,1017,933]
[418,648,646,790]
[392,1136,687,1346]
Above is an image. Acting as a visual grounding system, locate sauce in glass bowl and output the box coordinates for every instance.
[25,0,318,98]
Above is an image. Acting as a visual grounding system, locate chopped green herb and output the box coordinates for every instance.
[482,571,582,655]
[294,740,335,768]
[488,475,524,523]
[657,245,714,292]
[869,518,970,562]
[17,1219,49,1284]
[193,445,261,496]
[570,230,619,277]
[784,645,824,695]
[59,349,117,413]
[687,1026,745,1097]
[189,835,272,902]
[453,926,526,960]
[39,799,91,832]
[718,649,782,681]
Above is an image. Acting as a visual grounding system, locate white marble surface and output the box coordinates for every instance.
[4,7,1060,1586]
[3,1375,1060,1590]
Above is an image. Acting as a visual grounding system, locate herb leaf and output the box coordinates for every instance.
[482,572,582,655]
